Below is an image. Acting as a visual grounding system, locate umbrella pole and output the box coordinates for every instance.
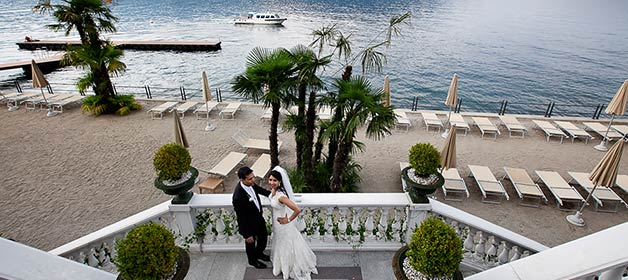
[204,102,215,131]
[441,107,453,138]
[594,114,615,151]
[566,185,597,227]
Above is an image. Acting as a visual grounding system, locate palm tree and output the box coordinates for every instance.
[232,47,296,167]
[327,76,395,192]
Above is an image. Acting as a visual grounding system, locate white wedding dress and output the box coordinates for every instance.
[270,192,318,280]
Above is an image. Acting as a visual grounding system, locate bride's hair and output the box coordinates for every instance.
[269,170,289,199]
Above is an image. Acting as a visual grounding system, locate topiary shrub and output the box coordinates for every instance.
[406,217,463,279]
[114,222,179,280]
[153,143,191,181]
[408,143,441,177]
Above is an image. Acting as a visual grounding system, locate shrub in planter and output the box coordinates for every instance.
[153,143,191,181]
[114,222,182,280]
[408,143,441,177]
[403,143,443,203]
[406,217,463,279]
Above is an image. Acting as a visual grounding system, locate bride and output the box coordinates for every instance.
[269,166,318,280]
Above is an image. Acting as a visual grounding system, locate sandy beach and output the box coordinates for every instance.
[0,99,626,251]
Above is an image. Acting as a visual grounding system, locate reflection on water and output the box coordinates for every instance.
[0,0,627,116]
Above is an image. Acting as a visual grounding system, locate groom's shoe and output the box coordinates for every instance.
[259,253,271,262]
[249,261,267,269]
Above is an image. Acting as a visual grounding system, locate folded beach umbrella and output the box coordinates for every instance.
[594,80,627,151]
[440,124,457,170]
[31,59,49,102]
[442,73,458,138]
[383,76,391,107]
[568,139,625,226]
[201,71,215,131]
[173,112,189,148]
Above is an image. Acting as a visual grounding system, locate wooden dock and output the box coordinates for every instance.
[16,40,222,52]
[0,55,64,76]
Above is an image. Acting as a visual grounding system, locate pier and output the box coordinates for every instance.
[16,40,222,52]
[0,55,64,77]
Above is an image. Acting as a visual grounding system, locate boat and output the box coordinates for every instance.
[234,12,287,25]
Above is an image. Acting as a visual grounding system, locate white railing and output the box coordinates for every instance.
[466,222,628,280]
[48,193,555,276]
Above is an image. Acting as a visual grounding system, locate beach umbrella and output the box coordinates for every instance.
[440,124,457,170]
[173,112,189,148]
[201,71,215,131]
[383,76,391,107]
[442,73,458,138]
[30,59,57,116]
[567,138,625,226]
[594,80,627,151]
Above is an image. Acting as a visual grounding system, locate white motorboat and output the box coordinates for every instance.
[234,12,287,25]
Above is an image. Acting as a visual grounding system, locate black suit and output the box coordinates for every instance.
[232,182,271,264]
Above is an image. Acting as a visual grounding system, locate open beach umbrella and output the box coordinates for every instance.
[440,124,457,170]
[383,76,391,107]
[201,71,215,131]
[442,73,458,138]
[594,80,627,151]
[567,138,625,226]
[173,112,189,148]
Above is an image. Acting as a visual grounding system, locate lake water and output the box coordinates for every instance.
[1,0,627,117]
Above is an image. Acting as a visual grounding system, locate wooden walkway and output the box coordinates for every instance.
[0,55,64,75]
[16,40,222,52]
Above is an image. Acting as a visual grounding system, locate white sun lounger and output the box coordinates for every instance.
[172,101,199,118]
[197,151,247,193]
[472,117,500,139]
[554,121,594,144]
[50,95,85,113]
[0,91,22,103]
[36,94,75,110]
[534,170,585,211]
[567,172,626,213]
[616,175,628,194]
[5,93,39,108]
[318,106,332,121]
[532,120,568,143]
[193,101,219,119]
[502,167,547,207]
[582,122,624,142]
[421,112,444,132]
[232,129,283,152]
[251,153,272,180]
[450,113,470,136]
[147,101,178,119]
[441,168,469,201]
[21,93,71,111]
[394,109,411,132]
[219,102,242,119]
[467,165,509,204]
[498,115,527,138]
[612,125,628,137]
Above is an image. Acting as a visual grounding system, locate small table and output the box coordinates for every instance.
[198,177,224,194]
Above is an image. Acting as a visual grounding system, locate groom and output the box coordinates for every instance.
[232,166,271,269]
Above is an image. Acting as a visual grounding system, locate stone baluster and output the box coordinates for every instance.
[509,246,520,262]
[521,250,530,258]
[474,231,486,259]
[463,227,475,252]
[324,207,334,241]
[497,241,509,264]
[350,207,361,242]
[391,208,402,241]
[365,207,375,241]
[486,236,498,263]
[378,208,388,241]
[337,208,348,241]
[215,209,227,243]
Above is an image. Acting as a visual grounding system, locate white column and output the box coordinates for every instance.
[598,266,624,280]
[405,198,431,243]
[169,204,195,238]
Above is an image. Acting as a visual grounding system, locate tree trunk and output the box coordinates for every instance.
[326,65,352,168]
[303,90,317,187]
[269,102,281,168]
[330,135,352,192]
[295,84,307,171]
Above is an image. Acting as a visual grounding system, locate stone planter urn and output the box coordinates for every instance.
[154,167,198,204]
[402,166,444,203]
[392,245,463,280]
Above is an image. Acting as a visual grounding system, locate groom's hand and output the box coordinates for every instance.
[245,236,254,244]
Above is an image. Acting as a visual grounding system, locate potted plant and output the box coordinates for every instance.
[114,222,190,280]
[153,143,198,204]
[393,217,464,280]
[402,143,444,203]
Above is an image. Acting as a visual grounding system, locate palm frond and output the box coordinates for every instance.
[386,12,411,44]
[360,42,387,74]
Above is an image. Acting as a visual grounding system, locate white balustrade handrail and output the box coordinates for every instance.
[49,201,171,256]
[187,193,411,208]
[466,222,628,280]
[430,199,548,253]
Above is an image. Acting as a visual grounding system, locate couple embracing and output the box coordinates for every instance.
[232,166,318,280]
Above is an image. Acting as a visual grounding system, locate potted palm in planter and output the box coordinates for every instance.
[393,217,464,280]
[114,222,190,280]
[402,143,444,203]
[153,143,198,204]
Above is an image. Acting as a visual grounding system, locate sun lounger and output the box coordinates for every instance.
[554,121,594,144]
[567,172,626,213]
[449,114,470,136]
[611,125,628,137]
[394,109,411,132]
[172,101,199,118]
[532,120,568,143]
[5,93,39,109]
[498,115,527,138]
[534,170,585,211]
[260,107,272,122]
[23,94,73,111]
[147,101,178,119]
[193,101,219,119]
[219,102,242,119]
[318,106,332,121]
[421,113,444,132]
[467,165,509,204]
[50,95,85,113]
[441,168,469,201]
[251,153,272,180]
[232,129,283,152]
[472,117,500,139]
[502,167,547,207]
[616,175,628,194]
[197,151,247,193]
[582,122,624,142]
